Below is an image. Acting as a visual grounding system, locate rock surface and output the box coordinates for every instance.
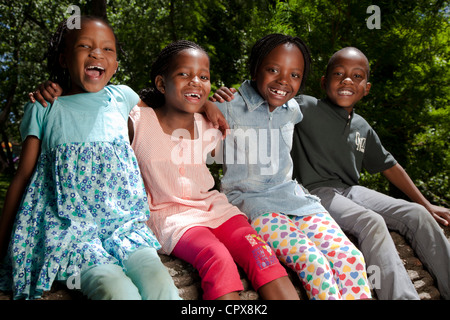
[1,225,449,300]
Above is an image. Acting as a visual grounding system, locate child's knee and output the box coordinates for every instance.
[407,203,438,230]
[193,242,243,300]
[80,264,141,300]
[125,247,181,300]
[365,212,386,229]
[196,242,237,275]
[356,212,390,242]
[138,263,181,300]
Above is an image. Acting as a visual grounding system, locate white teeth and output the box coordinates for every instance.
[338,90,353,96]
[185,93,200,98]
[270,88,287,96]
[87,66,105,71]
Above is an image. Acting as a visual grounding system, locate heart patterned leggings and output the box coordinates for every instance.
[251,212,372,300]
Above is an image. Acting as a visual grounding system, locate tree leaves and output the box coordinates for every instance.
[0,0,448,204]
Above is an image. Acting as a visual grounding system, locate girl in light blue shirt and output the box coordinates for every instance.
[212,34,372,300]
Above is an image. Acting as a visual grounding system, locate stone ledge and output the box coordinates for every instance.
[1,225,448,300]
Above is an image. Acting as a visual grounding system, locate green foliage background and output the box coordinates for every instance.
[0,0,448,205]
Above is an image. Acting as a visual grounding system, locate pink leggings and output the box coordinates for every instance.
[172,215,288,300]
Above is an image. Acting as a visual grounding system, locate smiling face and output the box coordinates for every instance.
[321,48,371,113]
[254,43,304,111]
[60,19,118,95]
[156,48,211,114]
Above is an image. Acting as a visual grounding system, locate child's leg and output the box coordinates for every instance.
[171,226,243,300]
[212,215,299,300]
[313,186,419,300]
[252,212,341,300]
[80,263,141,300]
[290,212,372,300]
[123,247,181,300]
[345,185,450,299]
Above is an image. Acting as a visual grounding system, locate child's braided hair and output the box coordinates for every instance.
[45,15,121,94]
[139,40,208,108]
[249,33,312,93]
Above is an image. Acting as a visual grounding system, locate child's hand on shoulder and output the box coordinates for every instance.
[202,100,229,137]
[209,87,237,103]
[29,81,63,107]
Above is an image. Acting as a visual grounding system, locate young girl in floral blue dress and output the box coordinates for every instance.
[0,16,180,300]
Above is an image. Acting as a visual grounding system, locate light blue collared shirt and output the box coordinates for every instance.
[214,80,325,221]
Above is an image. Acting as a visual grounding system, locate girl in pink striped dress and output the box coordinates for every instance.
[128,40,298,300]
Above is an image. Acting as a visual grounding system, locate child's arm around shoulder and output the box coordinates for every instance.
[382,163,450,226]
[29,81,63,107]
[0,136,41,259]
[200,100,230,137]
[209,87,237,103]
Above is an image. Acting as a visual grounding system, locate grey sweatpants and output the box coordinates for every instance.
[312,185,450,300]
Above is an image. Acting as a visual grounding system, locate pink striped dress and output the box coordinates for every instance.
[129,106,246,254]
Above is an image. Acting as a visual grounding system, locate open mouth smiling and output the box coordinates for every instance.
[85,65,105,78]
[338,89,354,96]
[183,92,204,104]
[269,88,288,97]
[184,92,202,99]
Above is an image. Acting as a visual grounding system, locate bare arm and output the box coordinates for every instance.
[209,86,237,102]
[29,81,63,107]
[200,100,230,136]
[0,136,41,258]
[382,163,450,226]
[128,117,135,145]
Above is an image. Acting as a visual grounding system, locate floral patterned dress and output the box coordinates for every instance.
[0,85,160,299]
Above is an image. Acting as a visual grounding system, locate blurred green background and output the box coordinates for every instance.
[1,0,448,208]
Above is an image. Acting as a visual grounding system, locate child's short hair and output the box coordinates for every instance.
[139,40,208,108]
[249,33,312,92]
[325,47,371,80]
[45,15,119,93]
